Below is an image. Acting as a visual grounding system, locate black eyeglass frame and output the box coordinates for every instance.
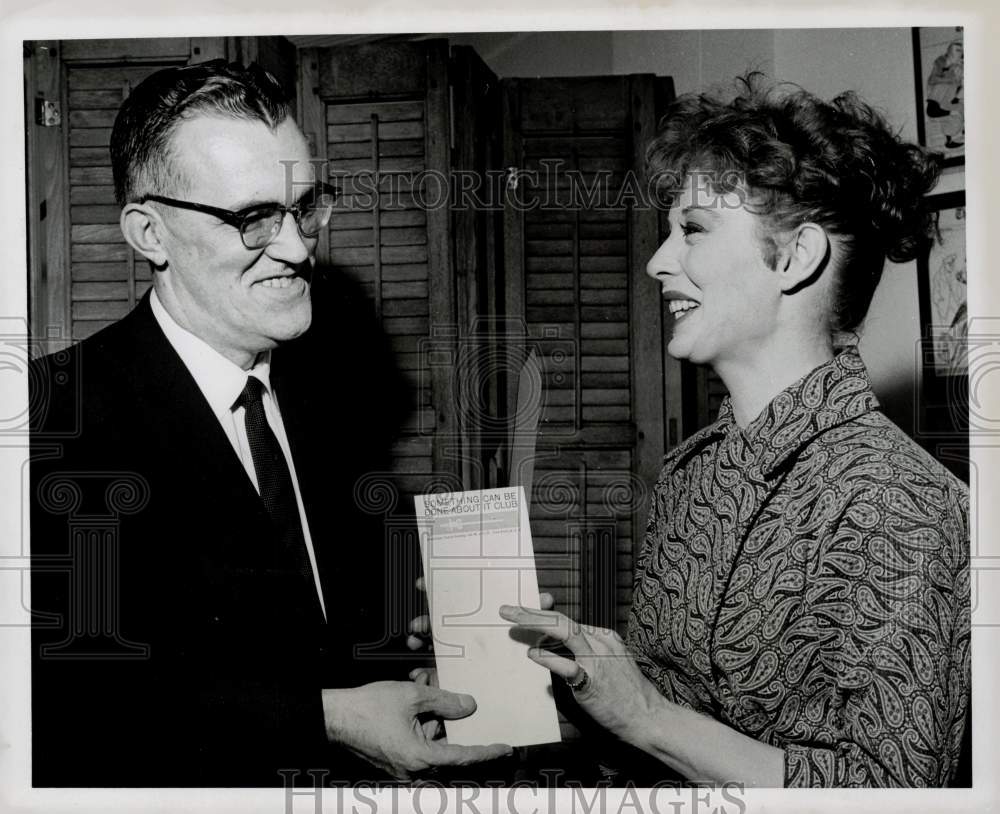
[139,182,340,249]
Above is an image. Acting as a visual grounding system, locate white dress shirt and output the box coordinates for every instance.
[150,288,327,620]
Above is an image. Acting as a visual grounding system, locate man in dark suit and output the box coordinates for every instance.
[30,59,510,787]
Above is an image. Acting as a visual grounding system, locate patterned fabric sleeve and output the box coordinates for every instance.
[629,468,670,682]
[783,484,971,787]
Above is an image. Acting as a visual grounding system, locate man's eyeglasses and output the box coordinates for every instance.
[140,183,340,250]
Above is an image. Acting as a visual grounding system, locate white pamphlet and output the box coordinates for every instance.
[413,486,561,747]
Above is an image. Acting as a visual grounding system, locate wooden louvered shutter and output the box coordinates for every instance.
[66,63,168,341]
[449,46,505,492]
[502,76,676,632]
[303,41,463,496]
[27,37,297,352]
[687,364,729,431]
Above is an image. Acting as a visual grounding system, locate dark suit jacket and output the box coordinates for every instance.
[30,272,412,786]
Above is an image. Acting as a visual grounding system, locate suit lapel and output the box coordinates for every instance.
[121,296,327,616]
[122,295,264,515]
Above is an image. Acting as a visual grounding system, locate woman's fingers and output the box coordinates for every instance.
[409,667,439,688]
[498,605,590,653]
[407,614,432,652]
[527,647,580,682]
[539,592,555,611]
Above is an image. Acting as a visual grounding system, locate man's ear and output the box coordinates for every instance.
[775,222,830,295]
[120,203,169,268]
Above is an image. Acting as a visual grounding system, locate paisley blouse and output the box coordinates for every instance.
[627,350,970,787]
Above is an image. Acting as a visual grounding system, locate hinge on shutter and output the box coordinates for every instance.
[35,98,60,127]
[448,85,455,150]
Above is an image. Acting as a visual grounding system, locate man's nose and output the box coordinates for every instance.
[266,211,312,264]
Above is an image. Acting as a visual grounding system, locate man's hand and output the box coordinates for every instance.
[321,681,512,780]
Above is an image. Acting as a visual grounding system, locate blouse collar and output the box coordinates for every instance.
[669,349,881,478]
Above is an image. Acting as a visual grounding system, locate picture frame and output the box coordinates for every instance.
[916,190,968,455]
[912,26,965,168]
[917,191,967,380]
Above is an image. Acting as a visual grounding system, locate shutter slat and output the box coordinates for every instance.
[72,281,128,301]
[72,224,122,243]
[326,100,424,124]
[72,300,129,320]
[69,109,117,128]
[71,244,127,262]
[70,185,116,205]
[327,121,424,143]
[71,205,121,224]
[68,90,125,109]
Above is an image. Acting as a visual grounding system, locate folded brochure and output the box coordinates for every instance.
[413,486,561,747]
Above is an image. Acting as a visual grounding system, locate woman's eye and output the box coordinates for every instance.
[680,222,703,237]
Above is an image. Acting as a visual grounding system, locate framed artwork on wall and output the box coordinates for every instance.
[918,191,967,380]
[916,190,968,478]
[912,26,964,168]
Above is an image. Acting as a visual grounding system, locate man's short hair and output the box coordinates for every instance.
[110,59,291,207]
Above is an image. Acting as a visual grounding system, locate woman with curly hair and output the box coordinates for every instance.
[502,76,970,788]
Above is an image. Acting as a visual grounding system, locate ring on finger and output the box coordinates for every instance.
[564,666,590,693]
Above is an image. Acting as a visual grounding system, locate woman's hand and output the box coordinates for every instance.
[407,578,555,651]
[498,605,662,745]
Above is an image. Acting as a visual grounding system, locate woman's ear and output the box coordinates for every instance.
[120,203,169,268]
[775,222,830,294]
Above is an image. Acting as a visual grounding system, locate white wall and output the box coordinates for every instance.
[774,28,925,434]
[611,28,775,92]
[452,28,933,434]
[448,31,614,77]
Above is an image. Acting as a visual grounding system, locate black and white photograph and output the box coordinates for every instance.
[913,26,965,167]
[919,191,968,378]
[2,6,997,813]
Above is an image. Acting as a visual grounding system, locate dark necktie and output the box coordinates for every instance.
[235,377,314,583]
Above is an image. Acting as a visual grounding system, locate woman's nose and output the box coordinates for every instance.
[645,236,679,282]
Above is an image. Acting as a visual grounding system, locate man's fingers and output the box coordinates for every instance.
[539,592,555,611]
[416,576,426,593]
[406,634,425,652]
[425,742,513,766]
[420,718,443,741]
[413,686,477,720]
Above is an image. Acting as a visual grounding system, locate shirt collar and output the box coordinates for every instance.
[669,349,880,478]
[149,287,273,415]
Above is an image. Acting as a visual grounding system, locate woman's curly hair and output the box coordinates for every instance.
[646,74,942,334]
